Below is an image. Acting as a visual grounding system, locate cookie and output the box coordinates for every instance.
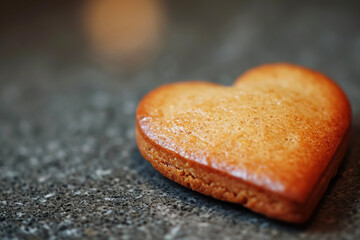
[135,63,351,223]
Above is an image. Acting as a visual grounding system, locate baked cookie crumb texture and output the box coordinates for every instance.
[135,63,351,223]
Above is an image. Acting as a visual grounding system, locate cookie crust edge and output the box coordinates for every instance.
[136,120,349,223]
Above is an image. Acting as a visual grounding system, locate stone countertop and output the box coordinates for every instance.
[1,0,360,239]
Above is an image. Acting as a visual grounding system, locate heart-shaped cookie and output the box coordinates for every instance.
[135,63,351,223]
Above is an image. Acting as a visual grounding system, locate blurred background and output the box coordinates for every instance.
[1,0,360,239]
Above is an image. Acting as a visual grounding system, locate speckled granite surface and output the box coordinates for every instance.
[1,0,360,239]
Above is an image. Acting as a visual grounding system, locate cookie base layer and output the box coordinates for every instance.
[136,122,349,223]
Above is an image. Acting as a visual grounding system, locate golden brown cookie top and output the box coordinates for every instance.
[136,63,351,203]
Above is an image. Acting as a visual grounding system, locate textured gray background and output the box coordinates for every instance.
[1,0,360,239]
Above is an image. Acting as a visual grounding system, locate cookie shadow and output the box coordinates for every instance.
[129,120,360,234]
